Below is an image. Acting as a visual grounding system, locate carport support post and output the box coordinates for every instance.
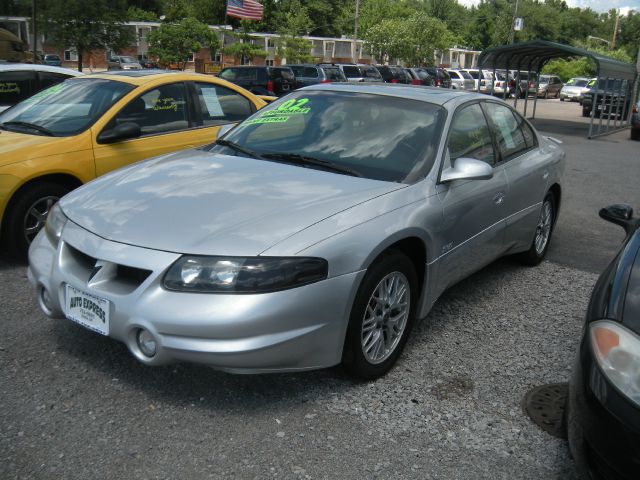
[491,67,496,96]
[523,59,534,118]
[606,79,616,132]
[531,62,542,120]
[597,77,609,135]
[588,73,600,138]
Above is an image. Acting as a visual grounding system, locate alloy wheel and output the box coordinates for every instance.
[23,196,59,244]
[534,200,553,255]
[360,271,410,364]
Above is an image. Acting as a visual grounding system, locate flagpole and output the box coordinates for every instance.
[221,6,229,68]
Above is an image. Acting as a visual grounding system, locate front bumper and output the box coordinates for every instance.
[560,91,582,101]
[568,336,640,479]
[28,221,363,373]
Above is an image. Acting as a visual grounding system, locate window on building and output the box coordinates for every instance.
[267,38,275,48]
[266,59,274,67]
[240,55,250,66]
[64,50,78,62]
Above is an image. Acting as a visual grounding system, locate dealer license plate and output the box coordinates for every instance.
[64,284,110,336]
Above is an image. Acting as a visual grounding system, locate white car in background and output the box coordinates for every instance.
[0,63,82,113]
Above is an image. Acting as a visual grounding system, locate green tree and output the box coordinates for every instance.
[275,0,313,63]
[40,0,133,71]
[362,12,455,65]
[223,20,268,64]
[148,17,220,69]
[127,6,159,22]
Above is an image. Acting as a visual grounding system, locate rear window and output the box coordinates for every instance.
[465,70,479,79]
[302,66,319,78]
[459,71,472,80]
[289,66,305,76]
[342,66,360,78]
[271,68,295,80]
[323,68,345,81]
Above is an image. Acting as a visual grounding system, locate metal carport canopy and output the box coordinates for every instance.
[477,39,638,138]
[477,39,637,81]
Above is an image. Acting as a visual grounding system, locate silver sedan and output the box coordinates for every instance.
[28,84,565,379]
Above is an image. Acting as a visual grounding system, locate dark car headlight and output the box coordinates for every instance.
[590,320,640,407]
[163,256,328,293]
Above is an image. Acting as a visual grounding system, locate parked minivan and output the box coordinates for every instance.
[219,66,296,96]
[287,64,346,88]
[337,64,384,83]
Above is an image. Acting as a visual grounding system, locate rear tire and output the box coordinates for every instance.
[342,251,418,380]
[582,107,590,117]
[631,128,640,141]
[2,182,70,259]
[518,193,556,266]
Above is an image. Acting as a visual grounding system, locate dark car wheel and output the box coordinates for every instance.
[2,182,69,259]
[342,251,418,380]
[631,128,640,141]
[582,107,590,117]
[519,193,556,266]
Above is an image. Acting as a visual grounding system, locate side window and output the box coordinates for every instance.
[483,102,528,161]
[38,72,72,91]
[515,113,537,149]
[109,82,189,136]
[447,103,496,166]
[194,82,253,126]
[219,69,236,81]
[0,71,36,106]
[303,67,319,78]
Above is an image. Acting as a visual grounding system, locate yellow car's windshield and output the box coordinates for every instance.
[0,78,134,137]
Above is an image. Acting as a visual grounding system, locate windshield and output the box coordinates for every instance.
[0,78,134,136]
[566,78,588,87]
[120,56,137,63]
[213,91,446,183]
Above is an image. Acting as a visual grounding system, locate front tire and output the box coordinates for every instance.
[342,251,418,380]
[519,193,556,266]
[2,182,70,258]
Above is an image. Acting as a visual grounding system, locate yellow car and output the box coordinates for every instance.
[0,71,267,256]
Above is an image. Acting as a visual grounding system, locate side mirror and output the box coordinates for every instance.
[599,204,636,234]
[217,123,237,139]
[97,122,141,144]
[440,157,493,183]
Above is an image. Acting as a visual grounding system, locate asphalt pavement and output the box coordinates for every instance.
[1,98,638,479]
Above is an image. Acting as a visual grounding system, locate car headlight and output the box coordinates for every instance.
[44,203,68,248]
[590,320,640,407]
[163,256,328,293]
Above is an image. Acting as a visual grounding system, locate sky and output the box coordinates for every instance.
[456,0,640,13]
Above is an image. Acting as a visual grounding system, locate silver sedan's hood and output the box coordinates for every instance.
[61,150,404,255]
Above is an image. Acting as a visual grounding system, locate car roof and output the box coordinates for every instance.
[300,82,484,106]
[79,70,222,85]
[0,63,84,76]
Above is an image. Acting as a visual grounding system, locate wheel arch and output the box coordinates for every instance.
[361,233,429,303]
[548,183,562,216]
[1,173,83,229]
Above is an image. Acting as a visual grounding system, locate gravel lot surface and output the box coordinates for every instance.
[1,258,595,479]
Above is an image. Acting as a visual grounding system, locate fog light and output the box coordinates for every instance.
[137,329,157,357]
[38,285,54,316]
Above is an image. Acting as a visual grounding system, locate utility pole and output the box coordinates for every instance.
[509,0,519,44]
[352,0,360,63]
[32,0,37,63]
[611,10,620,50]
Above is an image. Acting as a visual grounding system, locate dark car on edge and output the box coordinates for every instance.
[287,64,347,88]
[218,66,296,97]
[424,67,452,88]
[567,204,640,480]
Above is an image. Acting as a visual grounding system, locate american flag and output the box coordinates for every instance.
[226,0,264,21]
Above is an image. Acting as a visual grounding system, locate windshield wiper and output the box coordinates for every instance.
[214,138,264,159]
[0,121,55,136]
[261,152,362,177]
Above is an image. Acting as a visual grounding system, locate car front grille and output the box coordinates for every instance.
[61,242,152,295]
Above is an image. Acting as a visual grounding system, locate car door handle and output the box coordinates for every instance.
[493,192,505,205]
[543,170,549,180]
